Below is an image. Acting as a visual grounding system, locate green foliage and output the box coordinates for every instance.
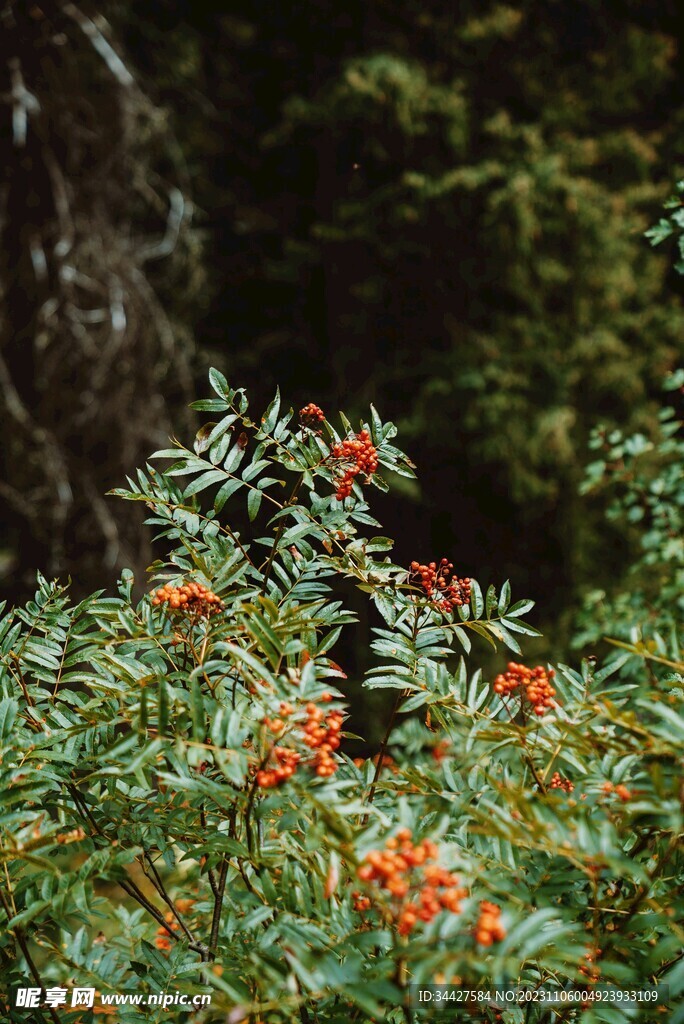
[1,376,681,1022]
[574,371,683,682]
[6,1,684,642]
[645,180,684,273]
[117,0,684,629]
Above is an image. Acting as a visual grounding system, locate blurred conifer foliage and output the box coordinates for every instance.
[2,1,683,641]
[115,0,684,637]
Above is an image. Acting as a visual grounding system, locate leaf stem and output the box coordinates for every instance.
[362,689,403,824]
[260,473,304,593]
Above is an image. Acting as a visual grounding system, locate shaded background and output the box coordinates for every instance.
[1,0,683,671]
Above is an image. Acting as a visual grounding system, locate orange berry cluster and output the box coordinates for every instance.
[331,429,378,500]
[256,746,301,788]
[303,701,344,777]
[154,911,179,951]
[409,559,471,613]
[353,752,398,773]
[257,695,344,788]
[299,403,326,429]
[602,781,631,801]
[579,946,601,983]
[153,899,195,951]
[493,662,558,717]
[474,901,506,947]
[356,829,466,936]
[151,581,224,617]
[352,891,371,912]
[550,771,574,793]
[432,739,451,763]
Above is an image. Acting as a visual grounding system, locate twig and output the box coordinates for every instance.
[200,808,219,898]
[361,689,404,825]
[142,853,201,952]
[260,474,304,593]
[67,784,209,955]
[209,859,229,957]
[0,885,62,1024]
[60,2,135,87]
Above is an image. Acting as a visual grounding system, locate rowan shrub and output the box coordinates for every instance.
[0,371,682,1023]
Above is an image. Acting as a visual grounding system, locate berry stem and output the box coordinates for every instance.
[520,742,546,794]
[245,748,274,860]
[260,473,304,594]
[362,605,421,823]
[362,689,403,823]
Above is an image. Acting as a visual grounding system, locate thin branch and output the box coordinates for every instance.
[139,187,186,263]
[142,852,201,952]
[200,807,219,898]
[260,474,304,593]
[361,689,404,825]
[60,3,135,87]
[209,859,229,958]
[0,884,61,1024]
[67,784,209,956]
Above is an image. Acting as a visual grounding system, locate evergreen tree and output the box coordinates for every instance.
[121,0,684,644]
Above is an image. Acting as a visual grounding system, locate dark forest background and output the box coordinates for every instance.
[1,0,683,678]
